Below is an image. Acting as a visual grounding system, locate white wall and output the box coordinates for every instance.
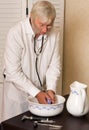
[0,84,3,122]
[63,0,89,95]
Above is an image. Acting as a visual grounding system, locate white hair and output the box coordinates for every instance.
[30,1,56,22]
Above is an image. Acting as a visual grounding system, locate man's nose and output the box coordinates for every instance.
[42,26,48,33]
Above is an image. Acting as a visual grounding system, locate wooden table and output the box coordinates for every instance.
[1,95,89,130]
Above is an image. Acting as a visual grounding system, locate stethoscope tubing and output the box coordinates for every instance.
[34,35,44,88]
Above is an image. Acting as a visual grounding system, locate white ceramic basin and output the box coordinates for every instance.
[28,95,65,117]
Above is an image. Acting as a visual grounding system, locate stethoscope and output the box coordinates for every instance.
[34,35,44,89]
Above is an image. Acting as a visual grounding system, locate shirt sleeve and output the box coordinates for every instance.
[46,31,61,93]
[4,28,40,97]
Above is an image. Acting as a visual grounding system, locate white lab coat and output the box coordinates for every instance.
[1,18,61,121]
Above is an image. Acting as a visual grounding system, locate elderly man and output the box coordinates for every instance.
[2,1,61,121]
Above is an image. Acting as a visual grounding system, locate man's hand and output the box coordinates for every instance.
[36,90,56,104]
[36,91,51,104]
[47,90,56,104]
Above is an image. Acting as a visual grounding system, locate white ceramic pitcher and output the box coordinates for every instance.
[66,81,89,116]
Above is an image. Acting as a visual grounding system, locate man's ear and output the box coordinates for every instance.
[30,13,34,22]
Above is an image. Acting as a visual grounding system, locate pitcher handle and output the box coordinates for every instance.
[81,89,86,113]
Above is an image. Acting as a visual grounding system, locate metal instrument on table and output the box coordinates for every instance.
[21,115,55,123]
[34,121,62,129]
[21,115,62,129]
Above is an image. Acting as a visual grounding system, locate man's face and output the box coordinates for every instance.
[31,16,53,36]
